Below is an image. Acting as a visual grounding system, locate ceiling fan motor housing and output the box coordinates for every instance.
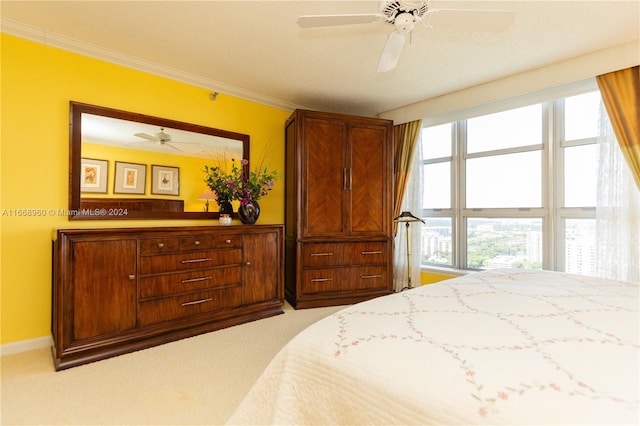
[382,0,429,24]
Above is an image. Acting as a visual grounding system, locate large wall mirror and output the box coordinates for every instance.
[69,101,250,220]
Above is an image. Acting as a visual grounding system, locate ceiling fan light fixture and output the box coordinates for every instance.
[394,12,415,32]
[157,128,171,143]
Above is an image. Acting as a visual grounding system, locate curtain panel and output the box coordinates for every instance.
[392,120,423,292]
[392,120,423,236]
[596,66,640,190]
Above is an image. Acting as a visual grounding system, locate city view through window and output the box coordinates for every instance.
[422,218,596,275]
[420,91,600,277]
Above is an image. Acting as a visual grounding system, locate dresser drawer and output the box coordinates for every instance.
[140,234,241,254]
[138,286,243,326]
[212,234,242,249]
[140,249,243,274]
[302,242,388,267]
[140,266,242,299]
[140,237,180,254]
[179,235,215,251]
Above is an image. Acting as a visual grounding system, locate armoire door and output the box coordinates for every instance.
[303,117,347,237]
[348,123,390,235]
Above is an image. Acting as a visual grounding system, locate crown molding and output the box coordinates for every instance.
[1,17,305,112]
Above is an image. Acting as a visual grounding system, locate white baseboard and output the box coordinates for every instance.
[1,336,52,356]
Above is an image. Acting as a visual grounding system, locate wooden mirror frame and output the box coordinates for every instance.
[69,101,250,220]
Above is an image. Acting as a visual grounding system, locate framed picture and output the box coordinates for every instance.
[151,165,180,196]
[80,158,108,193]
[114,161,146,194]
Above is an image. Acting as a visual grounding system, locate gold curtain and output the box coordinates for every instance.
[392,119,423,236]
[596,66,640,190]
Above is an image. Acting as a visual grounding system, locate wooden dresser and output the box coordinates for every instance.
[284,109,394,308]
[52,225,283,370]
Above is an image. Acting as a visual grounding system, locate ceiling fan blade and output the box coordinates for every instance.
[134,133,158,142]
[165,143,183,152]
[377,31,408,73]
[429,9,516,32]
[297,13,383,28]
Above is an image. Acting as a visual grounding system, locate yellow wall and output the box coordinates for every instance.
[421,270,464,285]
[0,34,291,344]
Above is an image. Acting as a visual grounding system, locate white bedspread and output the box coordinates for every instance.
[227,269,639,425]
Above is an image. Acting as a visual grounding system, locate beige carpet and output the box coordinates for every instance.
[0,302,345,425]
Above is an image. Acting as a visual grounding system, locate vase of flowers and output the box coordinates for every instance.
[233,159,281,224]
[237,200,260,224]
[203,160,242,213]
[204,158,280,224]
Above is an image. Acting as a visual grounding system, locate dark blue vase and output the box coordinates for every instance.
[218,201,233,215]
[238,200,260,224]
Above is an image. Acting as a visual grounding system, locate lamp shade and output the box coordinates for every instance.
[198,188,217,201]
[393,211,425,223]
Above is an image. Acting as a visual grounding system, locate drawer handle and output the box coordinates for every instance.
[128,274,136,281]
[362,274,382,279]
[225,239,232,244]
[181,298,212,306]
[311,278,333,282]
[194,240,200,245]
[361,251,383,255]
[310,252,334,257]
[157,243,165,248]
[181,276,212,284]
[181,258,212,264]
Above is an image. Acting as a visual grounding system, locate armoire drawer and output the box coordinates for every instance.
[140,249,243,274]
[140,266,242,299]
[301,266,388,294]
[302,242,388,267]
[138,286,243,326]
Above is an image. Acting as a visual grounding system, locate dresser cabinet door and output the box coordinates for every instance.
[243,230,281,304]
[71,239,137,341]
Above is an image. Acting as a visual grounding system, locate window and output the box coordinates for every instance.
[420,89,601,276]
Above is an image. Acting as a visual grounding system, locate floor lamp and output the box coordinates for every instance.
[394,211,425,292]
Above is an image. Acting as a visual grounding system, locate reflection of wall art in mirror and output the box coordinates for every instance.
[151,165,180,196]
[114,161,146,194]
[80,158,108,193]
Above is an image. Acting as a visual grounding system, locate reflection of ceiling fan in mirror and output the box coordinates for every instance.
[133,128,197,152]
[297,0,516,72]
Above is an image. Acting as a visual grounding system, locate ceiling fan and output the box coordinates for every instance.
[133,128,188,152]
[297,0,516,72]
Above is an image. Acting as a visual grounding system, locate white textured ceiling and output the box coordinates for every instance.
[2,1,639,117]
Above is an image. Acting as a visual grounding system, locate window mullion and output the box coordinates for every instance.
[455,120,466,270]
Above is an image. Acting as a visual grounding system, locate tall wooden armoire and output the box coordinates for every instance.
[284,109,394,309]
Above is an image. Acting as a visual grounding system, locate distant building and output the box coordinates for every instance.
[527,231,542,262]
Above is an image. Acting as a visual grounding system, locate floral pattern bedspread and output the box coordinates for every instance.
[227,269,639,425]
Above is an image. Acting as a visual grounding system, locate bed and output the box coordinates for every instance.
[226,269,639,425]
